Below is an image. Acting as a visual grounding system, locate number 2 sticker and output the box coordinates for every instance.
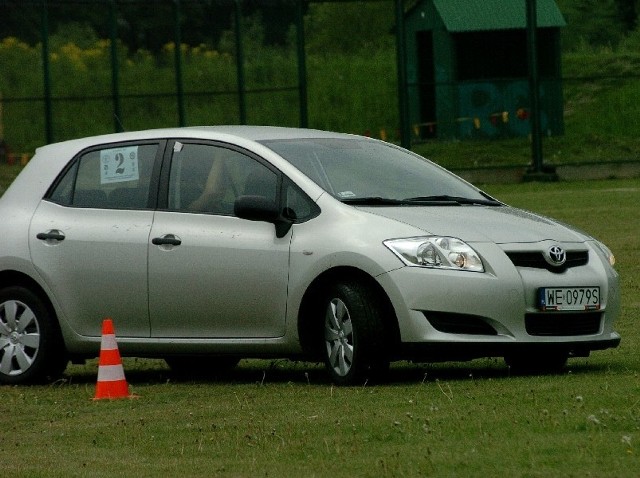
[100,146,140,184]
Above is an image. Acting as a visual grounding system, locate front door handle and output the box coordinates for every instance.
[36,230,66,242]
[151,234,182,246]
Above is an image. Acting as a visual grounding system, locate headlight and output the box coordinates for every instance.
[384,236,484,272]
[592,240,616,267]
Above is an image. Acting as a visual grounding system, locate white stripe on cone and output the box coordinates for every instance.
[101,333,118,350]
[97,364,126,382]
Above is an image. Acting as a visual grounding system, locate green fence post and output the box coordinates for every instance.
[109,0,123,132]
[235,0,247,125]
[395,0,410,148]
[41,0,53,144]
[296,0,308,128]
[173,0,186,126]
[524,0,556,180]
[527,0,542,172]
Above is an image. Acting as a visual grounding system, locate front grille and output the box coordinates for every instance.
[424,311,498,336]
[525,312,602,336]
[506,250,589,273]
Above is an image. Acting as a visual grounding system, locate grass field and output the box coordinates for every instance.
[1,172,638,476]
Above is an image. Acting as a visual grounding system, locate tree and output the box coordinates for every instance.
[305,1,395,54]
[556,0,626,50]
[615,0,638,31]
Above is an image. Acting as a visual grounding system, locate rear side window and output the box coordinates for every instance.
[48,143,159,209]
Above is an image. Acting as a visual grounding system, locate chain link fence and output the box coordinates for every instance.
[1,0,640,179]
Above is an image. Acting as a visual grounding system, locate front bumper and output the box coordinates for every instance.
[377,240,621,359]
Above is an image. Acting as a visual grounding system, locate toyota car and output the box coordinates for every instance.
[0,127,620,384]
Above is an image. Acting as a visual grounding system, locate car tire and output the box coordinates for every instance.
[0,286,67,384]
[504,351,569,374]
[165,356,240,379]
[321,281,388,385]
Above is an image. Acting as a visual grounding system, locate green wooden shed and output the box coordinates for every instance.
[404,0,566,140]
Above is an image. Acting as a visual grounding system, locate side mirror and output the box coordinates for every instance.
[234,195,293,238]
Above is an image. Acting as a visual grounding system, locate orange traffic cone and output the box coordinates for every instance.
[93,318,134,400]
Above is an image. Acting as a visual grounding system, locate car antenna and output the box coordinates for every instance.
[114,114,126,132]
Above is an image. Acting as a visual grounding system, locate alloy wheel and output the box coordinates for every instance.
[0,299,41,377]
[324,297,354,377]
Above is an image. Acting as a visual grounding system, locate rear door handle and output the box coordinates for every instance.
[151,234,182,246]
[36,230,66,242]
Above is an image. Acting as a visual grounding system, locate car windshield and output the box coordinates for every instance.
[260,138,497,205]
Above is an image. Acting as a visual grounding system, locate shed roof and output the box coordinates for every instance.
[433,0,566,32]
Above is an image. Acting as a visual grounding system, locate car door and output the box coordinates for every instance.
[28,141,163,338]
[147,140,290,338]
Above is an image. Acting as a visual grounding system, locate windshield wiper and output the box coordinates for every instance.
[402,195,502,206]
[341,196,405,206]
[341,195,502,207]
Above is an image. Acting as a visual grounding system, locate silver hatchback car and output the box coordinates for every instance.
[0,127,620,384]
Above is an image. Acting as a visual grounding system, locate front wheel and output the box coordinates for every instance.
[0,286,67,384]
[321,281,388,385]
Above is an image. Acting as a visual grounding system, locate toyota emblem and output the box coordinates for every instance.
[546,245,566,266]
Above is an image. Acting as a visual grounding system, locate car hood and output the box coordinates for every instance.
[359,205,590,244]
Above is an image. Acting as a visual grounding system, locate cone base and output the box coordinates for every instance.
[93,379,130,400]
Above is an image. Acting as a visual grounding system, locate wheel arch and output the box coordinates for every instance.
[297,266,400,360]
[0,270,60,332]
[0,269,69,383]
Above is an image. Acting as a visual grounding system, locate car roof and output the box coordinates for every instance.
[18,126,361,208]
[185,125,357,141]
[37,126,360,154]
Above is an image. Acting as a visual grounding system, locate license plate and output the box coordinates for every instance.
[538,287,600,311]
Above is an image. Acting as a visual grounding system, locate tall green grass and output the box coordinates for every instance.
[3,33,640,167]
[0,36,398,154]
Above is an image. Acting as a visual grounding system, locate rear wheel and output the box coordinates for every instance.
[321,281,388,385]
[0,286,67,384]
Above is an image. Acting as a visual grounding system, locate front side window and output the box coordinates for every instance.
[48,143,158,209]
[282,178,320,222]
[168,142,278,216]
